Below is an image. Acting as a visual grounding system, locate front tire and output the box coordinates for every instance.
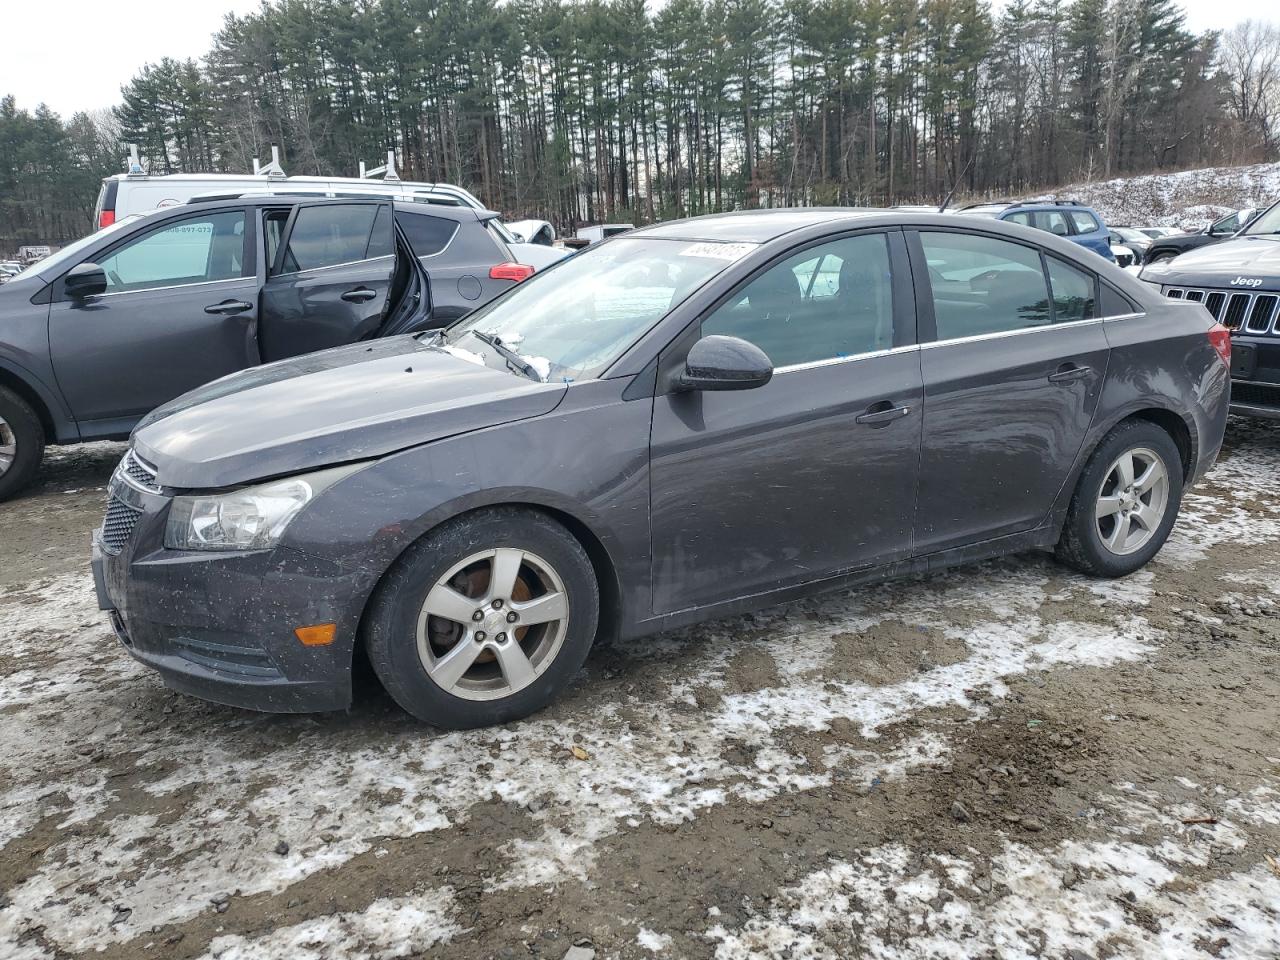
[364,508,599,728]
[0,386,44,502]
[1055,420,1184,577]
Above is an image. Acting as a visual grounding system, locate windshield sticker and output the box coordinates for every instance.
[680,241,758,261]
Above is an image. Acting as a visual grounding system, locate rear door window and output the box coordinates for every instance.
[921,232,1051,339]
[278,203,387,274]
[1036,211,1073,237]
[98,211,246,293]
[1069,211,1100,234]
[396,213,459,257]
[1004,212,1034,228]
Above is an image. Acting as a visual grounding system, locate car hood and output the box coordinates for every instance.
[1140,236,1280,291]
[133,336,568,489]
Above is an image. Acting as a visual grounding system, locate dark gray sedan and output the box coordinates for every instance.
[92,210,1230,728]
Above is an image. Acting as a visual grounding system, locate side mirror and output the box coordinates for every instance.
[676,335,773,392]
[65,262,107,299]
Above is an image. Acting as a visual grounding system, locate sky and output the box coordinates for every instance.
[1,0,1278,119]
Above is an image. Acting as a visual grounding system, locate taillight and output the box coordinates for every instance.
[98,210,115,229]
[1208,322,1231,367]
[489,263,535,283]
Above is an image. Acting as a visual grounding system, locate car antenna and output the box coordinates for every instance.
[938,156,975,213]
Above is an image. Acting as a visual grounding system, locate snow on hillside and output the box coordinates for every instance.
[1023,160,1280,228]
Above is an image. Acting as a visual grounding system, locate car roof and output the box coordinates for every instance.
[632,208,891,243]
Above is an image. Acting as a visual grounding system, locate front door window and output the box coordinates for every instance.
[98,212,246,293]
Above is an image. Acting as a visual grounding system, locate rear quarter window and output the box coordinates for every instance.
[1101,284,1137,317]
[396,213,459,257]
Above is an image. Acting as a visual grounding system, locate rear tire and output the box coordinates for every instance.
[364,507,599,728]
[0,386,44,502]
[1055,420,1184,577]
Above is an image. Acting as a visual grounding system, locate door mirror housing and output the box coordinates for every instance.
[65,262,107,299]
[676,335,773,392]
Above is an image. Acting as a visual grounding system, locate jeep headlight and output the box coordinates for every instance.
[164,464,360,551]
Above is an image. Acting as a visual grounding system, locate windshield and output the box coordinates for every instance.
[1241,202,1280,237]
[26,214,146,279]
[436,237,756,381]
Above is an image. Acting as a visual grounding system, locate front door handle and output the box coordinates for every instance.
[204,299,253,315]
[855,401,913,426]
[341,287,378,303]
[1048,363,1093,383]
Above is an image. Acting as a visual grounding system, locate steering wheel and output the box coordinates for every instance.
[107,269,123,288]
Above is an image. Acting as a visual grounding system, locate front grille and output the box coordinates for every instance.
[101,497,142,554]
[1232,381,1280,409]
[119,449,160,493]
[1164,286,1280,334]
[1115,251,1134,267]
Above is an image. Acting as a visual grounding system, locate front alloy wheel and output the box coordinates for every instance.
[365,508,600,728]
[417,548,569,700]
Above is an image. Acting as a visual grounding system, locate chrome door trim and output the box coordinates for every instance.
[270,254,395,280]
[919,316,1105,350]
[92,276,254,300]
[773,343,920,376]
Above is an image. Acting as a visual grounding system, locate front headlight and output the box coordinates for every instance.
[164,463,361,551]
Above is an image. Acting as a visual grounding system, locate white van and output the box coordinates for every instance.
[92,149,568,271]
[576,223,635,245]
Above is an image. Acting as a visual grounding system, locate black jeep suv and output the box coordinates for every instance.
[1140,199,1280,418]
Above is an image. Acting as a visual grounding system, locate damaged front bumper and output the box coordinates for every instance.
[91,475,365,714]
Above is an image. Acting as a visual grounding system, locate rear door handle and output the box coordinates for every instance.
[341,287,378,303]
[1048,363,1093,383]
[855,401,913,426]
[203,300,253,315]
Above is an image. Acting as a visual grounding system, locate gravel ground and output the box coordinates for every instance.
[1,424,1279,960]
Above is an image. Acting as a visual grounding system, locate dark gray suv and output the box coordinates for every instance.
[92,210,1230,728]
[0,196,528,500]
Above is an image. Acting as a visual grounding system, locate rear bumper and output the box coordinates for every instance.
[92,533,362,714]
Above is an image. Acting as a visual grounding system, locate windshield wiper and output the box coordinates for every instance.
[469,330,543,382]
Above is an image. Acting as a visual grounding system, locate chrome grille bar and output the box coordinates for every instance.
[1163,287,1280,334]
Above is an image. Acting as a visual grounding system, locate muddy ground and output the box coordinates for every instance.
[1,425,1278,960]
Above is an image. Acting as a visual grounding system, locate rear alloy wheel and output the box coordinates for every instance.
[365,508,599,728]
[1056,420,1183,577]
[1093,448,1169,556]
[0,386,44,502]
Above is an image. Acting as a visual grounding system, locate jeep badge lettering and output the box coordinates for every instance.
[1230,276,1263,288]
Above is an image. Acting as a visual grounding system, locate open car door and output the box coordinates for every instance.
[259,200,396,362]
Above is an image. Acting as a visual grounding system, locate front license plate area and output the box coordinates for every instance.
[1230,342,1257,379]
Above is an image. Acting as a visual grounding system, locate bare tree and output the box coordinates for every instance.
[1220,19,1280,153]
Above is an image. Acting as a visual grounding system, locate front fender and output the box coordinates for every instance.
[282,379,654,637]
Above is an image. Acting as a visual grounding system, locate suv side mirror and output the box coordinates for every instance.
[65,262,107,299]
[676,335,773,392]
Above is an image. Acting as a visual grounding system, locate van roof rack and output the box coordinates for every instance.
[252,145,288,179]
